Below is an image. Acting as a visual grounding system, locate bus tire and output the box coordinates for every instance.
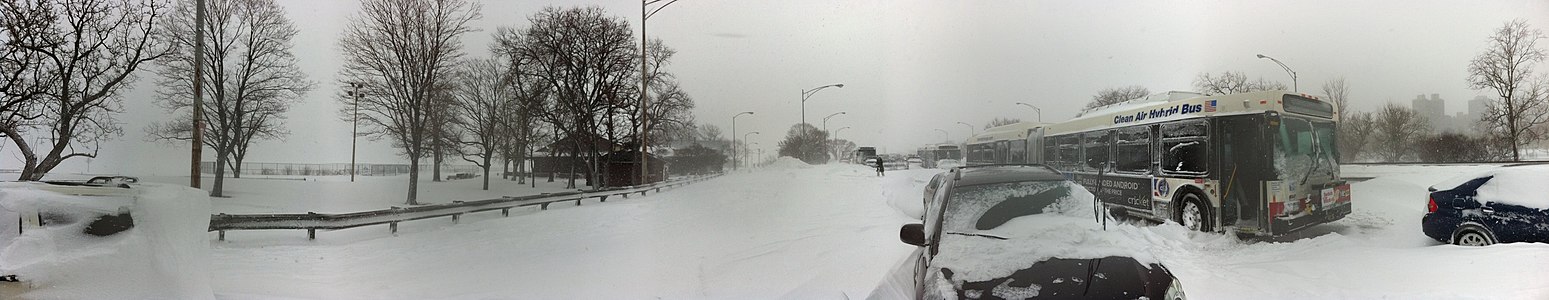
[1177,192,1212,232]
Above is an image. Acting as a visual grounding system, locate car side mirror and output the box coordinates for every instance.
[900,223,927,247]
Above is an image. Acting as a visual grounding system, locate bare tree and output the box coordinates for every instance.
[148,0,312,196]
[449,57,510,190]
[1193,71,1286,95]
[1337,111,1376,162]
[1321,77,1350,121]
[1468,19,1549,161]
[0,0,172,181]
[0,3,54,153]
[504,6,636,189]
[337,0,480,204]
[1086,85,1150,110]
[1372,103,1430,162]
[983,117,1022,129]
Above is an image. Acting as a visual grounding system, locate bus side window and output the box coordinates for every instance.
[1115,126,1152,174]
[1160,121,1209,176]
[1083,131,1113,172]
[1009,140,1026,164]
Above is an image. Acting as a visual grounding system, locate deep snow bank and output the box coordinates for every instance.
[0,183,213,299]
[768,156,814,170]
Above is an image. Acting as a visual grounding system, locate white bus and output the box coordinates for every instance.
[916,143,963,168]
[962,90,1350,236]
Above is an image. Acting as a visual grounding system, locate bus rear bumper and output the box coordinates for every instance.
[1265,202,1353,236]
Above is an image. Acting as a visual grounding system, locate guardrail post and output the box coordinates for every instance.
[501,208,510,217]
[575,198,582,206]
[655,187,661,193]
[308,229,316,240]
[599,195,608,202]
[452,214,461,224]
[390,222,399,234]
[541,203,550,210]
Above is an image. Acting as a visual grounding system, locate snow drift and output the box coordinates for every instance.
[0,183,213,299]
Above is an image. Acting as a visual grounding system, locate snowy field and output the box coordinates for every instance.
[8,161,1549,299]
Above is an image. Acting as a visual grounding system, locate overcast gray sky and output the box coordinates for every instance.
[7,0,1549,176]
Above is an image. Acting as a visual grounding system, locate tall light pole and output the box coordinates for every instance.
[640,0,680,185]
[800,84,845,126]
[1256,54,1298,92]
[822,112,846,134]
[743,132,759,169]
[190,0,206,188]
[732,111,753,171]
[833,126,851,160]
[1015,102,1043,123]
[347,83,363,182]
[956,122,976,137]
[934,129,949,143]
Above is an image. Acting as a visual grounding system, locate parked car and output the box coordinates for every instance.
[898,164,1185,300]
[1422,164,1549,246]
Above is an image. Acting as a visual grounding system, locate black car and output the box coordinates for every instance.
[899,164,1186,300]
[1422,164,1549,246]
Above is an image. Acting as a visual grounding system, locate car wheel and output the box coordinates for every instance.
[1179,193,1211,232]
[1452,226,1497,246]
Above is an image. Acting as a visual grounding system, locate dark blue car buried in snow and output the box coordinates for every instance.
[1422,164,1549,246]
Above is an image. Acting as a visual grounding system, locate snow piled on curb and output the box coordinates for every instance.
[768,156,813,170]
[0,183,213,299]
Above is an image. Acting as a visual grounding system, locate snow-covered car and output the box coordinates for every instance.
[1422,164,1549,246]
[898,164,1185,299]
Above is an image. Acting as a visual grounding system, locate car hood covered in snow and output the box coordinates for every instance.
[942,256,1171,300]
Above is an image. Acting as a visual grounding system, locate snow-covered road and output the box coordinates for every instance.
[204,162,1549,299]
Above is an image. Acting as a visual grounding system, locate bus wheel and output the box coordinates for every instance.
[1179,193,1212,232]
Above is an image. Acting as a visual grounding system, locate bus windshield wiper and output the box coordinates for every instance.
[1300,136,1323,186]
[946,231,1009,240]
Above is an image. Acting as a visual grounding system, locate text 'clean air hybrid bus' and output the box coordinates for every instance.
[963,90,1349,236]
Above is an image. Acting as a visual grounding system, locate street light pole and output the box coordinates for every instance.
[732,111,753,171]
[640,0,679,185]
[1256,54,1298,92]
[800,84,845,126]
[743,132,759,169]
[956,122,976,137]
[934,128,949,143]
[1015,102,1043,123]
[833,126,850,160]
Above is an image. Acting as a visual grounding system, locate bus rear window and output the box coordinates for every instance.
[1284,95,1334,119]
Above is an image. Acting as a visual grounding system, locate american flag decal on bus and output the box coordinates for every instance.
[1204,100,1217,112]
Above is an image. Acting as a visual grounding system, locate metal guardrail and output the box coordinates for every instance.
[1340,160,1549,166]
[208,174,721,241]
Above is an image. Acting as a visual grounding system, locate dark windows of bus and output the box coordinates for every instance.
[1008,140,1026,163]
[1161,121,1208,175]
[1057,135,1081,171]
[1083,131,1113,172]
[1115,126,1153,174]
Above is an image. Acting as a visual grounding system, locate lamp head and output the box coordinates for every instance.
[1256,54,1267,59]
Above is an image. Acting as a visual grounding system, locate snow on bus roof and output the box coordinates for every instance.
[1045,90,1306,136]
[965,121,1048,144]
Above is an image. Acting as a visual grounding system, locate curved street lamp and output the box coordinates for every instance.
[743,131,759,168]
[822,112,846,135]
[956,122,976,137]
[732,111,754,171]
[833,126,852,161]
[800,83,845,126]
[1256,54,1298,92]
[934,128,949,143]
[1014,102,1043,123]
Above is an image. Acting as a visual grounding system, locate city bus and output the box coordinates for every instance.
[962,122,1045,166]
[915,144,962,168]
[961,90,1350,236]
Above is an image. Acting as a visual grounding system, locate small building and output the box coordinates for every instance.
[603,149,666,187]
[530,132,621,176]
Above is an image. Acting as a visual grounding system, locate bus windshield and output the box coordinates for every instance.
[1275,117,1339,182]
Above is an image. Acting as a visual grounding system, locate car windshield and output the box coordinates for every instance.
[942,180,1072,233]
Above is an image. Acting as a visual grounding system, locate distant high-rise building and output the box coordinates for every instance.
[1463,95,1492,133]
[1412,94,1451,133]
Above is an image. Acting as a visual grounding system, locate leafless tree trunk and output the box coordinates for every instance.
[1337,111,1376,162]
[1,0,172,181]
[449,57,511,190]
[1468,19,1549,161]
[1321,77,1350,121]
[1373,103,1430,162]
[337,0,479,205]
[1194,71,1287,95]
[1086,86,1149,110]
[148,0,312,197]
[502,6,636,190]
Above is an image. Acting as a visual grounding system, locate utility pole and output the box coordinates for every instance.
[190,0,206,188]
[350,83,361,182]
